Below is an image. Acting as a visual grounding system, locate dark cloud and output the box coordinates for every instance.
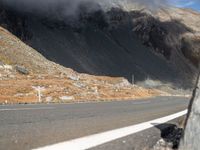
[0,0,169,17]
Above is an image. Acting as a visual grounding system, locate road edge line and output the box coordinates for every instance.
[34,109,187,150]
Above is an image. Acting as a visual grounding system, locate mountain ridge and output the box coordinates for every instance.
[0,4,199,88]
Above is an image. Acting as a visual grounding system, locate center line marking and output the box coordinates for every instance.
[0,107,55,111]
[34,109,187,150]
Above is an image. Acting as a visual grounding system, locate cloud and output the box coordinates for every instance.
[168,0,200,11]
[1,0,169,17]
[177,1,195,7]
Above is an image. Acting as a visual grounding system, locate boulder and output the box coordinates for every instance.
[46,97,53,103]
[3,65,12,70]
[15,65,29,75]
[59,96,74,101]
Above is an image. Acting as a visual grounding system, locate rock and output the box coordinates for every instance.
[15,93,25,97]
[114,79,131,89]
[153,139,173,150]
[46,96,53,103]
[2,65,12,70]
[15,65,29,75]
[93,86,98,94]
[68,75,79,81]
[59,96,74,101]
[152,124,184,150]
[180,73,200,150]
[8,74,15,79]
[73,82,86,88]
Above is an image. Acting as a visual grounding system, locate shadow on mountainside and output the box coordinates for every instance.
[0,4,198,89]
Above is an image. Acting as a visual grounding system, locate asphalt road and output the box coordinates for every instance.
[0,97,189,150]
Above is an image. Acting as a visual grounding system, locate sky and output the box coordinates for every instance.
[169,0,200,11]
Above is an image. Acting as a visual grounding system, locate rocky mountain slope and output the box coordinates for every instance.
[0,25,165,104]
[0,3,199,90]
[0,26,75,75]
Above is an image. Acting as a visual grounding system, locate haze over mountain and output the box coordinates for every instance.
[0,1,199,89]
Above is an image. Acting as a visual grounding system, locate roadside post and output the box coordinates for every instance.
[32,86,45,103]
[132,74,135,85]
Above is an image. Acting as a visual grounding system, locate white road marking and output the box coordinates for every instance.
[34,109,187,150]
[0,107,55,111]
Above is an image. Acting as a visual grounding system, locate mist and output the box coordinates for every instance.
[1,0,169,18]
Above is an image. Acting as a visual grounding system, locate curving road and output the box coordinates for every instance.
[0,96,189,150]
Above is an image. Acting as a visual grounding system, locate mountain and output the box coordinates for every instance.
[0,3,199,89]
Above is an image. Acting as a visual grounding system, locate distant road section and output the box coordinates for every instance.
[0,97,189,150]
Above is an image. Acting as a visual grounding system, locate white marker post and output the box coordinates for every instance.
[32,86,45,103]
[132,74,135,85]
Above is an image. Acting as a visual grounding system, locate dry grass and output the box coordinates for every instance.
[0,73,164,104]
